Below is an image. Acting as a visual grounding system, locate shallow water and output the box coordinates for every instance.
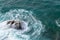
[0,0,60,40]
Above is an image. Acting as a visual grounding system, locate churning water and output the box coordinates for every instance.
[0,0,60,40]
[0,9,45,40]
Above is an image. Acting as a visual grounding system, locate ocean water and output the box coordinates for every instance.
[0,0,60,40]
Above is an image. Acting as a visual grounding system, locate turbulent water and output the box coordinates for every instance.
[0,0,60,40]
[0,9,45,40]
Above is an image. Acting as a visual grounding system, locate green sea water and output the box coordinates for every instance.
[0,0,60,40]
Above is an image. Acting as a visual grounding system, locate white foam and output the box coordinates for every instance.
[0,9,44,40]
[56,19,60,27]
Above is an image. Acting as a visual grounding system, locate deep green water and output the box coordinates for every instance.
[0,0,60,40]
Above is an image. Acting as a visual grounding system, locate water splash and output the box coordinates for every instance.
[0,9,44,40]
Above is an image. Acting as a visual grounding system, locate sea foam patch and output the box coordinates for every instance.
[55,18,60,27]
[0,20,30,40]
[0,9,44,40]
